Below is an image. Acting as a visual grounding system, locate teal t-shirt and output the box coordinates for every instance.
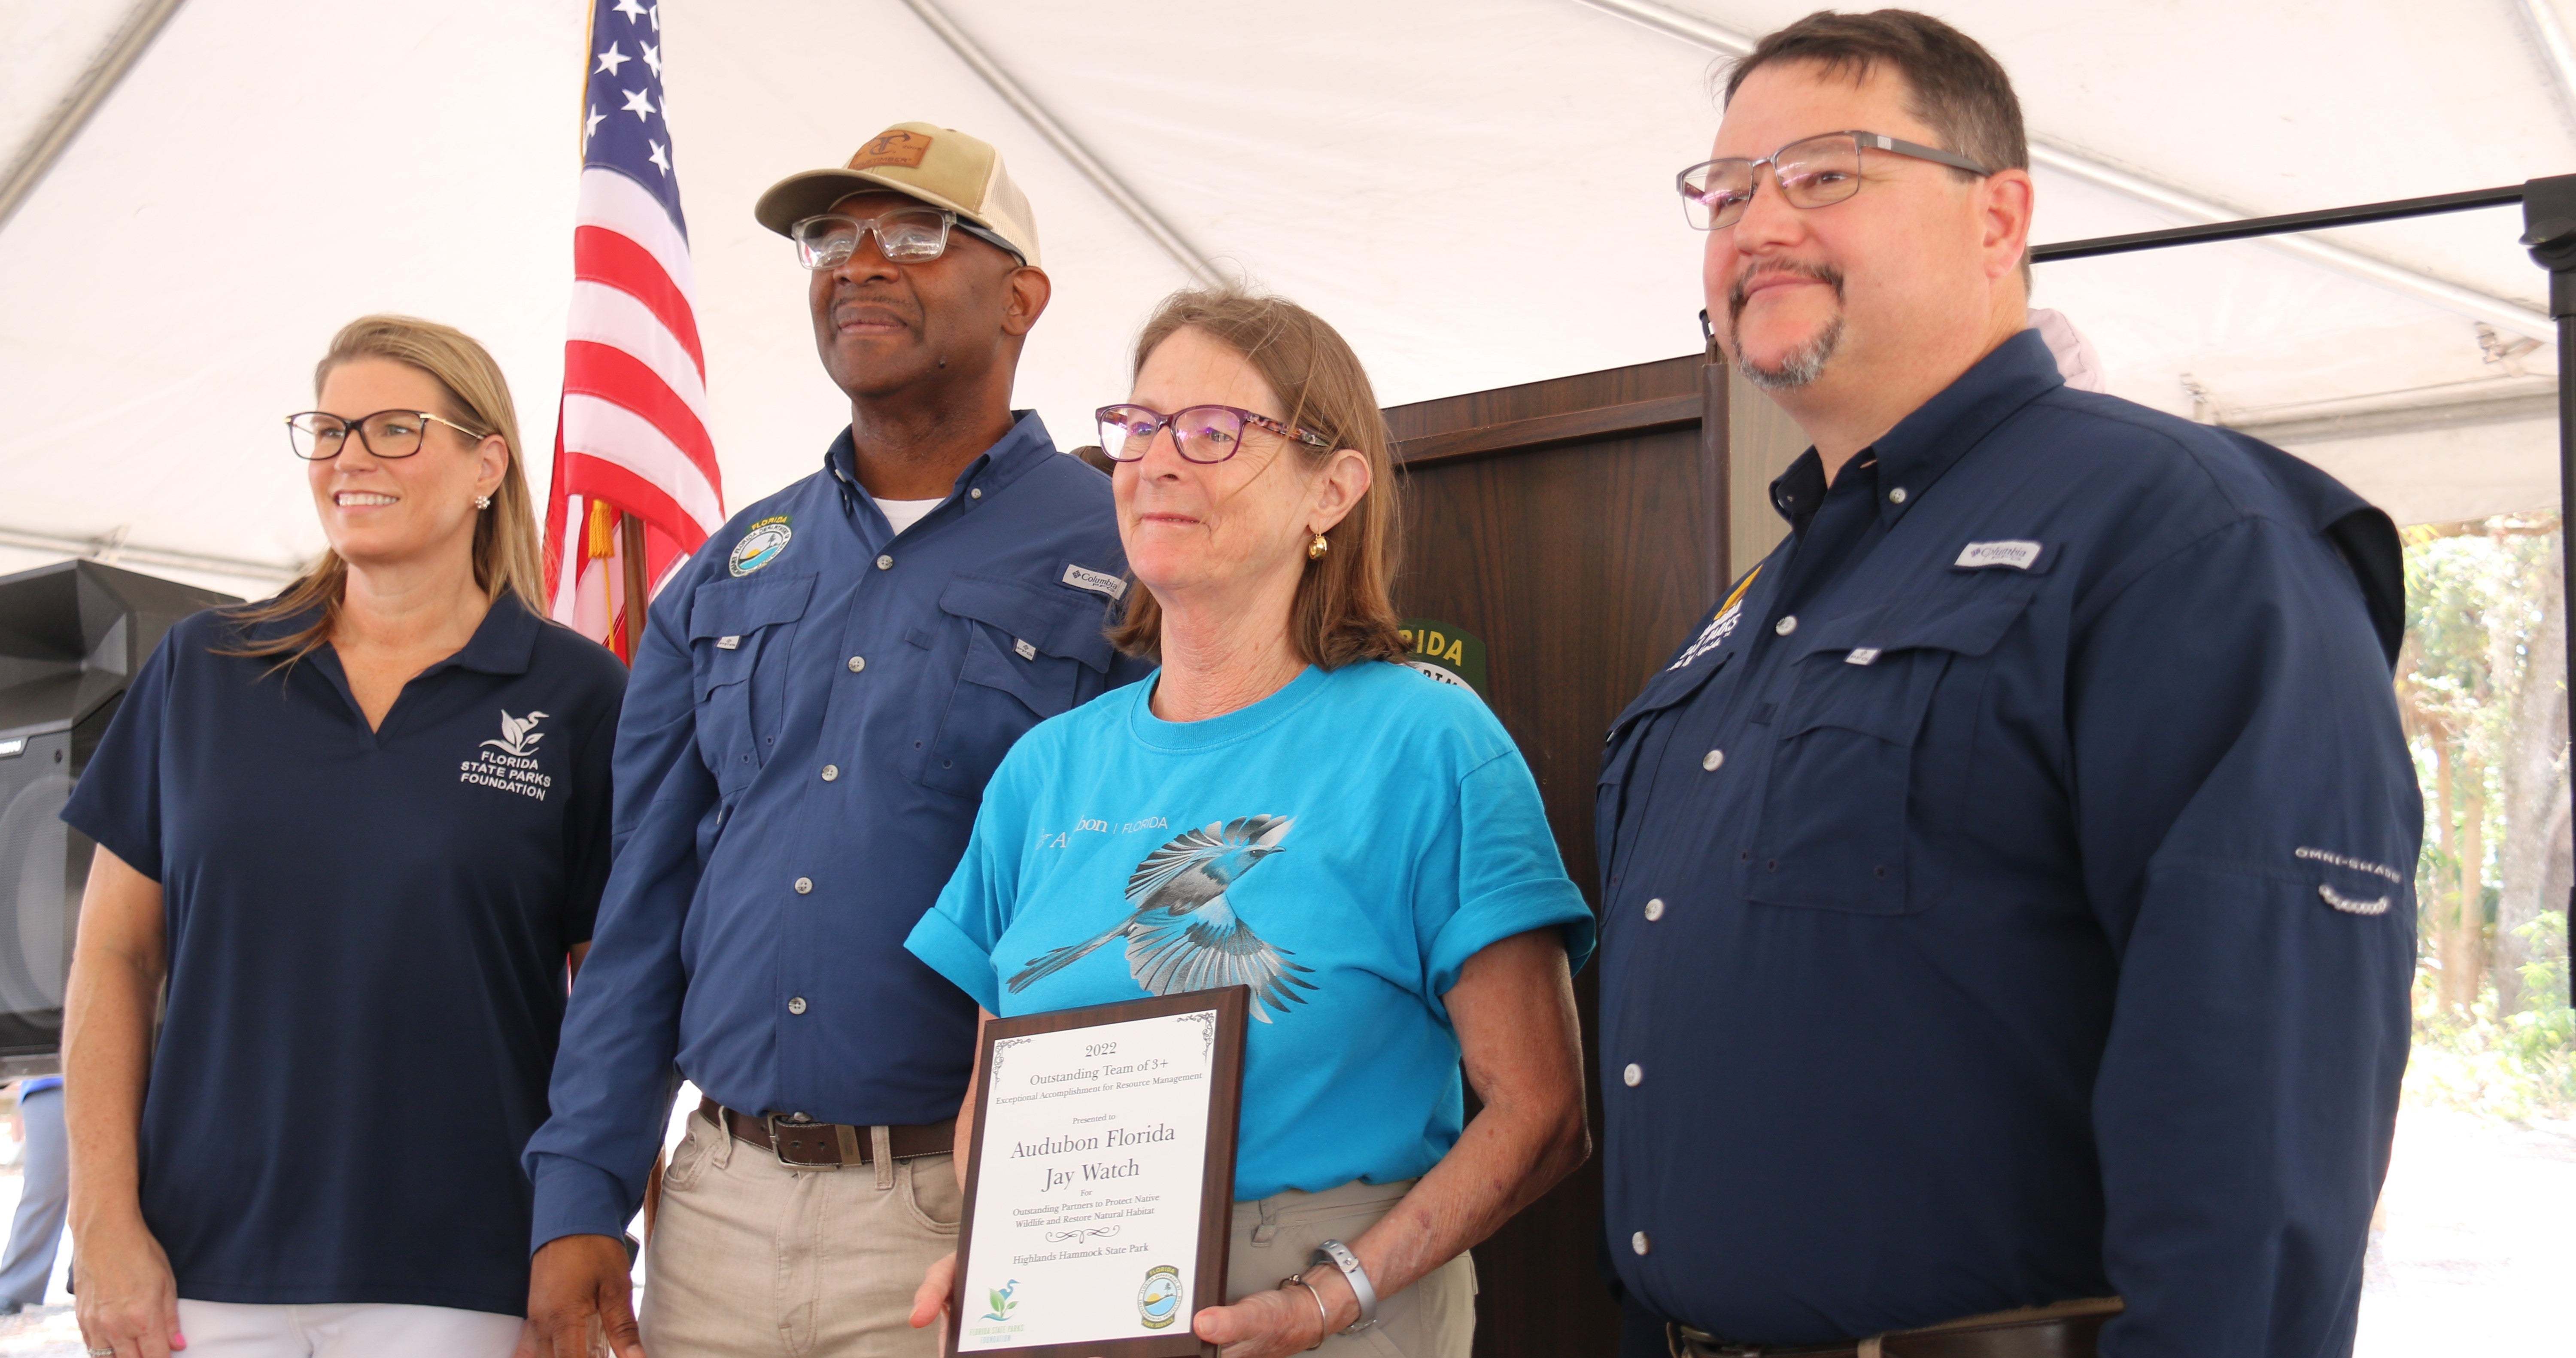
[906,660,1595,1200]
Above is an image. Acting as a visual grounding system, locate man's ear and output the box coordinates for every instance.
[1979,168,2035,282]
[1003,264,1052,338]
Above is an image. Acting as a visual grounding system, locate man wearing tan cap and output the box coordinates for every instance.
[522,123,1148,1358]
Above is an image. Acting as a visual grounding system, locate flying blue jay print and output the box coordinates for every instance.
[1009,814,1318,1021]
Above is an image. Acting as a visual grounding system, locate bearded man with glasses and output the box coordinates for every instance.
[522,122,1150,1358]
[1597,12,2417,1358]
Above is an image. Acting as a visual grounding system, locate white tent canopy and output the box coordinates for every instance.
[4,0,2571,599]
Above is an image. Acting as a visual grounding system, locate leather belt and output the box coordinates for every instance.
[700,1096,955,1170]
[1669,1298,2122,1358]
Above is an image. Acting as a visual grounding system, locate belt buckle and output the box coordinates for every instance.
[1671,1323,1765,1358]
[1680,1319,1762,1350]
[766,1113,862,1170]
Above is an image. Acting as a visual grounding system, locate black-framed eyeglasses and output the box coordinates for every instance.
[1676,130,1993,231]
[284,409,483,460]
[1095,404,1332,465]
[790,207,1023,270]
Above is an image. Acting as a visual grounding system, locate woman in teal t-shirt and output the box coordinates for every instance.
[905,289,1593,1358]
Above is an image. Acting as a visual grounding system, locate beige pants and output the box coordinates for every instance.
[639,1108,961,1358]
[1226,1179,1475,1358]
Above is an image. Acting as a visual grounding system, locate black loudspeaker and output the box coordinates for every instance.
[0,559,240,1077]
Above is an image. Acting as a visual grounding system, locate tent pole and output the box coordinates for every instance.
[0,0,191,235]
[2523,175,2576,1008]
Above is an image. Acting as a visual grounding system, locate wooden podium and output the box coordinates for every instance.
[1382,346,1806,1358]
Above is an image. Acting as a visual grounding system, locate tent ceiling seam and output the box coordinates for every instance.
[0,0,190,236]
[893,0,1218,285]
[2511,0,2576,135]
[1572,0,2556,340]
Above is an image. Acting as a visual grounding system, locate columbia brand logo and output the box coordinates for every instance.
[1061,564,1127,601]
[1954,540,2043,571]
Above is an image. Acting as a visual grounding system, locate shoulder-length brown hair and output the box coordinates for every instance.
[226,315,545,662]
[1107,289,1405,669]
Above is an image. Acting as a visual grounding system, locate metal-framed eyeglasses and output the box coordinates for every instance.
[285,409,483,460]
[1095,404,1332,465]
[1675,130,1993,231]
[790,207,1024,270]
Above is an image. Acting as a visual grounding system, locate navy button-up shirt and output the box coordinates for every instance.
[1597,331,2419,1355]
[527,413,1150,1248]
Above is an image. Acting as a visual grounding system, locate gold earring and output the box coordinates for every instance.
[474,495,492,510]
[1307,532,1328,560]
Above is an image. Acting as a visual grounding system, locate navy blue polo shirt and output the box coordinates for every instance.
[61,594,624,1316]
[526,412,1152,1250]
[1597,330,2420,1357]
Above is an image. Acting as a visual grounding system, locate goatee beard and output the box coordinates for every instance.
[1738,316,1844,390]
[1728,262,1846,391]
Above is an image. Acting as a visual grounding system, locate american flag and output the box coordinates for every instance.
[543,0,723,659]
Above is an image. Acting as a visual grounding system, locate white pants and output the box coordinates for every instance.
[174,1300,522,1357]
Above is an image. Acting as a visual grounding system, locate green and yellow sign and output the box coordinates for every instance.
[1397,619,1488,700]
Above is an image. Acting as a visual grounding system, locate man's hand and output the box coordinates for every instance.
[522,1233,643,1358]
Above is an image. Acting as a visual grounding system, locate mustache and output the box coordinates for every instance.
[1728,261,1846,322]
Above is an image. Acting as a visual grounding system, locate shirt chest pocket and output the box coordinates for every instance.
[1748,586,2034,915]
[908,574,1116,799]
[1596,654,1729,891]
[688,573,816,792]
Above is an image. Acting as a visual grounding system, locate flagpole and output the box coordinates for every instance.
[620,514,648,658]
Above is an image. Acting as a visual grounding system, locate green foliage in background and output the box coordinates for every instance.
[2400,517,2573,1124]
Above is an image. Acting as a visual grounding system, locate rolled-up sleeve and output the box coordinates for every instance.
[1421,747,1597,1007]
[2071,516,2419,1357]
[523,571,715,1251]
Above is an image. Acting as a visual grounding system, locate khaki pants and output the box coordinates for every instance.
[1226,1179,1475,1358]
[640,1108,961,1358]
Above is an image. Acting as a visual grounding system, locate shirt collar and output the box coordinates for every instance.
[824,409,1060,505]
[1865,327,2062,523]
[438,593,543,676]
[235,590,541,675]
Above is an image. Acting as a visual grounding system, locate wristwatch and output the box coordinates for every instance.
[1307,1238,1380,1334]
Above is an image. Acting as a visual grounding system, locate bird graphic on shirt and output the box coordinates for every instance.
[1008,814,1318,1021]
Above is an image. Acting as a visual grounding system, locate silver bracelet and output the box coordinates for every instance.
[1308,1238,1380,1333]
[1277,1275,1329,1351]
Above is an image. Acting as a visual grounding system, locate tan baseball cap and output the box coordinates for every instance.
[754,122,1041,267]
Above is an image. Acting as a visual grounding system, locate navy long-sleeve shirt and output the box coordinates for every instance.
[526,413,1152,1250]
[1597,331,2419,1356]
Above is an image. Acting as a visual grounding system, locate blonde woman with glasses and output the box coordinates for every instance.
[61,316,626,1358]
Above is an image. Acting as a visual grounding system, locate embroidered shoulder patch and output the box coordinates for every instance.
[729,516,793,577]
[1060,563,1127,601]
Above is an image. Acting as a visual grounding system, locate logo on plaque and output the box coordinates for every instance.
[1137,1266,1182,1329]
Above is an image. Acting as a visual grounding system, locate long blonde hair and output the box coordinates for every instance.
[227,315,544,661]
[1106,288,1405,668]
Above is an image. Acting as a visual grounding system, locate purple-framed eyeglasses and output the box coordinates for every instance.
[1094,403,1332,465]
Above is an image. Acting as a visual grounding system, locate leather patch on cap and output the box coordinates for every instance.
[847,130,933,171]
